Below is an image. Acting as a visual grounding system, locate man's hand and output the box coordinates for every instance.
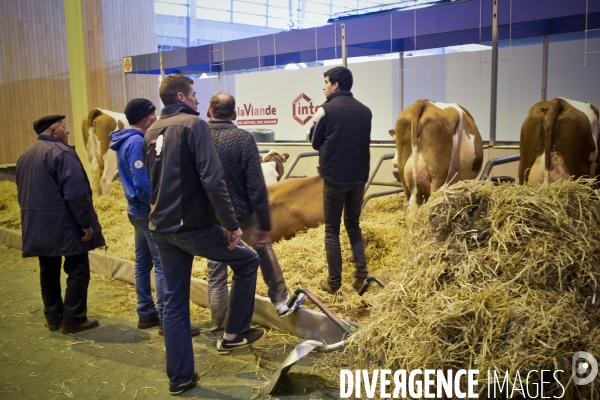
[81,227,93,242]
[250,229,271,250]
[227,227,243,250]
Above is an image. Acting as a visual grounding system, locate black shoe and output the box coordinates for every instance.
[138,311,160,329]
[62,319,99,334]
[159,324,200,337]
[46,322,62,332]
[169,371,199,396]
[221,328,265,350]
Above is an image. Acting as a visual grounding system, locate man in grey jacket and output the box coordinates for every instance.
[16,115,105,335]
[205,93,304,355]
[142,74,262,396]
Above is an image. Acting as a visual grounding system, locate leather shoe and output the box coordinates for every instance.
[319,279,338,295]
[159,324,200,337]
[138,311,160,329]
[46,322,62,332]
[62,319,99,334]
[352,278,367,293]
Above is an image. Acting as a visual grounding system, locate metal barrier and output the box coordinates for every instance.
[361,153,404,209]
[281,150,319,180]
[258,148,270,154]
[478,154,521,181]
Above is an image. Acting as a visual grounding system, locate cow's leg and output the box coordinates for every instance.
[343,184,368,280]
[323,181,346,291]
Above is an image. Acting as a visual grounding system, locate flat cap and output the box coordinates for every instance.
[33,115,65,135]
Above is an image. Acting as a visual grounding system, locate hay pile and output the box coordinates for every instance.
[337,179,600,398]
[0,181,21,230]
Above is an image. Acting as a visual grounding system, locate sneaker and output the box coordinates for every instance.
[159,324,200,337]
[276,294,306,317]
[138,311,160,329]
[221,328,265,350]
[169,371,199,396]
[319,280,338,295]
[352,278,367,293]
[216,337,231,355]
[62,319,99,334]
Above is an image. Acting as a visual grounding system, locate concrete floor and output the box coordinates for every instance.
[0,244,341,399]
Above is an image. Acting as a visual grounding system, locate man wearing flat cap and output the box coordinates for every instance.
[110,99,199,336]
[16,115,105,334]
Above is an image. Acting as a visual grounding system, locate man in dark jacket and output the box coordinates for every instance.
[310,66,372,294]
[16,115,105,334]
[142,74,262,396]
[205,93,304,354]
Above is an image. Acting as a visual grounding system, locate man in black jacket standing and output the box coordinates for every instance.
[310,66,372,294]
[16,115,105,334]
[143,74,262,396]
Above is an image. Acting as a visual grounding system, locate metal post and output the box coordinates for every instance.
[159,52,164,80]
[217,71,221,92]
[489,0,499,147]
[341,23,347,67]
[541,34,548,101]
[398,52,404,114]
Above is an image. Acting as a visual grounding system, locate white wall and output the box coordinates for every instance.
[191,34,600,144]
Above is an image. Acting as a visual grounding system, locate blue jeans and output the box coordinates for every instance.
[207,213,288,332]
[323,180,368,290]
[128,213,164,323]
[151,225,259,387]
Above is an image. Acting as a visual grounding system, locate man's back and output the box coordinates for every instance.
[143,106,237,233]
[312,91,372,186]
[208,122,271,231]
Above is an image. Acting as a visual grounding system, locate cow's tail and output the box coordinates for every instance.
[87,108,103,129]
[543,98,562,184]
[407,99,426,220]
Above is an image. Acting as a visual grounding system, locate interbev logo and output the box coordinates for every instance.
[292,93,320,126]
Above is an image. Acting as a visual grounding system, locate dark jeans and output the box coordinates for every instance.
[207,213,288,332]
[38,253,90,326]
[151,225,259,387]
[128,213,164,323]
[323,180,368,290]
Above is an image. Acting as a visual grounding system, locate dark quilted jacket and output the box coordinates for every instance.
[208,121,271,231]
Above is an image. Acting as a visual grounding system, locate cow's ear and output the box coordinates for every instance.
[389,129,396,138]
[282,153,289,162]
[118,120,124,130]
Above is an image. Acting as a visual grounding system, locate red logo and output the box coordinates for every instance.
[292,93,320,126]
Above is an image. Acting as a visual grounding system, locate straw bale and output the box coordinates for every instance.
[0,181,21,230]
[339,179,600,398]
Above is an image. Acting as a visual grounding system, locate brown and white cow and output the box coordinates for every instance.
[519,97,599,184]
[261,149,289,186]
[390,99,483,222]
[82,108,129,196]
[268,175,324,242]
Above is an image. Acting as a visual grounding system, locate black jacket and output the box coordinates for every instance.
[311,91,372,185]
[142,105,239,233]
[208,121,271,231]
[15,135,105,257]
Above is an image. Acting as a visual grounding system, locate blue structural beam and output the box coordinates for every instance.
[129,0,600,75]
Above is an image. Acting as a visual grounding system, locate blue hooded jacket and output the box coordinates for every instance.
[109,128,152,215]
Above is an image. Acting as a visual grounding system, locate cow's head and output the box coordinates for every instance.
[262,150,289,181]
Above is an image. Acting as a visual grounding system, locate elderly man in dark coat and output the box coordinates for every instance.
[16,115,105,334]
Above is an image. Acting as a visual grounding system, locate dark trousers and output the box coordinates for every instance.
[151,225,259,387]
[38,253,90,326]
[323,180,368,290]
